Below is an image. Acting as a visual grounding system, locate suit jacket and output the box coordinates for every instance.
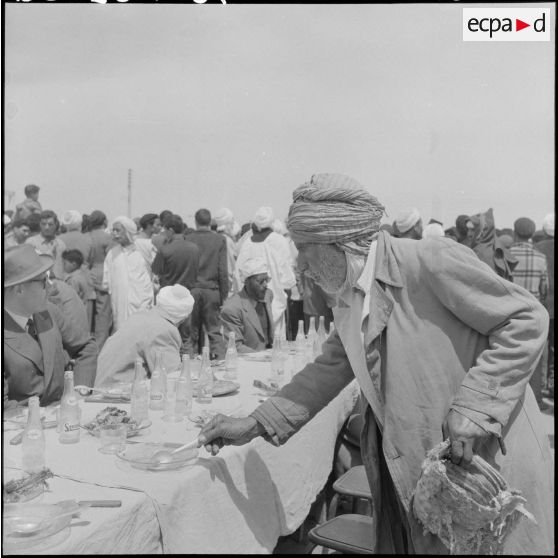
[151,236,200,289]
[253,232,552,554]
[184,230,228,303]
[221,289,274,353]
[3,303,98,406]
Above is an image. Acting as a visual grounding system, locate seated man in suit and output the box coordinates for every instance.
[3,245,98,407]
[221,257,274,353]
[94,284,195,389]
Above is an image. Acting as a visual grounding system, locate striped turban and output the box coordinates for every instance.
[287,173,385,256]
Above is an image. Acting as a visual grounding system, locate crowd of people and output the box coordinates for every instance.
[4,182,554,408]
[2,177,554,554]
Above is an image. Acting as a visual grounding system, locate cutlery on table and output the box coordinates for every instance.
[151,439,200,464]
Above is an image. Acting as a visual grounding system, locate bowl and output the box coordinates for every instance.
[116,442,198,471]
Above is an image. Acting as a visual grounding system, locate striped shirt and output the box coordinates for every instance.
[510,242,548,301]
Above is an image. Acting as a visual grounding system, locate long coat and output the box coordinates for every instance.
[3,303,98,406]
[252,232,553,555]
[221,288,274,353]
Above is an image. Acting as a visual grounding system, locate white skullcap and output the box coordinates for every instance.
[395,208,421,234]
[422,223,445,239]
[253,206,275,230]
[542,213,554,237]
[4,214,11,226]
[214,208,234,231]
[61,210,83,230]
[272,218,287,236]
[156,284,195,325]
[112,215,138,242]
[238,256,269,284]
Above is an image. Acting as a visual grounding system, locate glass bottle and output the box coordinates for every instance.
[149,350,167,411]
[131,358,149,423]
[225,332,238,380]
[177,354,194,419]
[197,346,214,404]
[58,370,81,444]
[306,316,317,363]
[314,316,327,358]
[271,331,285,385]
[295,319,306,370]
[22,396,46,473]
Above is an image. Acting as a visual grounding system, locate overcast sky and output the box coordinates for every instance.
[3,3,554,229]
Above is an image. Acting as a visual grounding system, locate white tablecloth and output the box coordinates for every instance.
[3,358,359,554]
[1,474,162,555]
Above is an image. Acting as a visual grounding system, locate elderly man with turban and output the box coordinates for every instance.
[392,208,423,240]
[102,216,154,331]
[235,206,296,332]
[94,285,195,389]
[221,257,274,353]
[198,173,553,555]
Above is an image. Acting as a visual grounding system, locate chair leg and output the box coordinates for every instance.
[327,493,339,521]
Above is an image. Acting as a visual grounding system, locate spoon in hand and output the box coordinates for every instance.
[151,439,200,464]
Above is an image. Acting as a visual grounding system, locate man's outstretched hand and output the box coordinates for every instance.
[198,414,266,456]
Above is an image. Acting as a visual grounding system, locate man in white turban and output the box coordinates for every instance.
[221,256,274,353]
[102,216,154,331]
[235,207,296,331]
[199,172,552,555]
[95,284,195,389]
[60,210,83,231]
[422,222,445,239]
[214,208,238,298]
[393,208,422,240]
[58,209,93,265]
[253,206,275,231]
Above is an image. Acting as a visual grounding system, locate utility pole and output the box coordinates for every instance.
[127,169,132,218]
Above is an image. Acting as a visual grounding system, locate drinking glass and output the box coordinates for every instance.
[98,424,127,454]
[162,378,183,423]
[190,359,201,381]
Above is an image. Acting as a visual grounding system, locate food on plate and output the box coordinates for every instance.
[3,469,53,503]
[82,406,139,433]
[253,379,279,395]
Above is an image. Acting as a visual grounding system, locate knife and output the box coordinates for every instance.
[77,500,122,508]
[9,421,58,445]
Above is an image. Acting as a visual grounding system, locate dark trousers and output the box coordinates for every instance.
[186,287,225,359]
[92,289,112,351]
[286,299,304,341]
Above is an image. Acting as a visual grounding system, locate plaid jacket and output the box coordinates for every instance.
[510,242,549,301]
